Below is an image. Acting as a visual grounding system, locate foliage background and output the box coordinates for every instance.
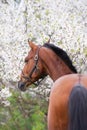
[0,0,87,129]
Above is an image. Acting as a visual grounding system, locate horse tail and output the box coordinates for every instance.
[68,85,87,130]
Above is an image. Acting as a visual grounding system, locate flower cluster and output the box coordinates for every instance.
[0,87,12,106]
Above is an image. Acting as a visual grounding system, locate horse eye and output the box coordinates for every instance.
[25,59,29,63]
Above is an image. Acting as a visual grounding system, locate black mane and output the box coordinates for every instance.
[43,43,77,73]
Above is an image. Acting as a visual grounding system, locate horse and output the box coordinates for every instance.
[18,41,87,130]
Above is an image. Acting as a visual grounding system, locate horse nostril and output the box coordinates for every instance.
[18,81,26,91]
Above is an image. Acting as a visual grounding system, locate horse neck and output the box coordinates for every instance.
[40,47,74,81]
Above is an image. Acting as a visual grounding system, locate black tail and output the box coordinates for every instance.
[68,85,87,130]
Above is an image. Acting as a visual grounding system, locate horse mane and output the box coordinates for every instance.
[43,43,77,73]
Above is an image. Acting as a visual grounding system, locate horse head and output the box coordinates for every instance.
[18,41,47,91]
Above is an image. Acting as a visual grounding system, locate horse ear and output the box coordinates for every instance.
[47,38,50,44]
[28,39,37,50]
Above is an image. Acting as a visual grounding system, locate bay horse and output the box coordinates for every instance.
[18,41,87,130]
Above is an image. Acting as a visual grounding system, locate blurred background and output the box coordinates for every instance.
[0,0,87,129]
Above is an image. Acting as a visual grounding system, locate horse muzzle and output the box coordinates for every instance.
[18,81,26,91]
